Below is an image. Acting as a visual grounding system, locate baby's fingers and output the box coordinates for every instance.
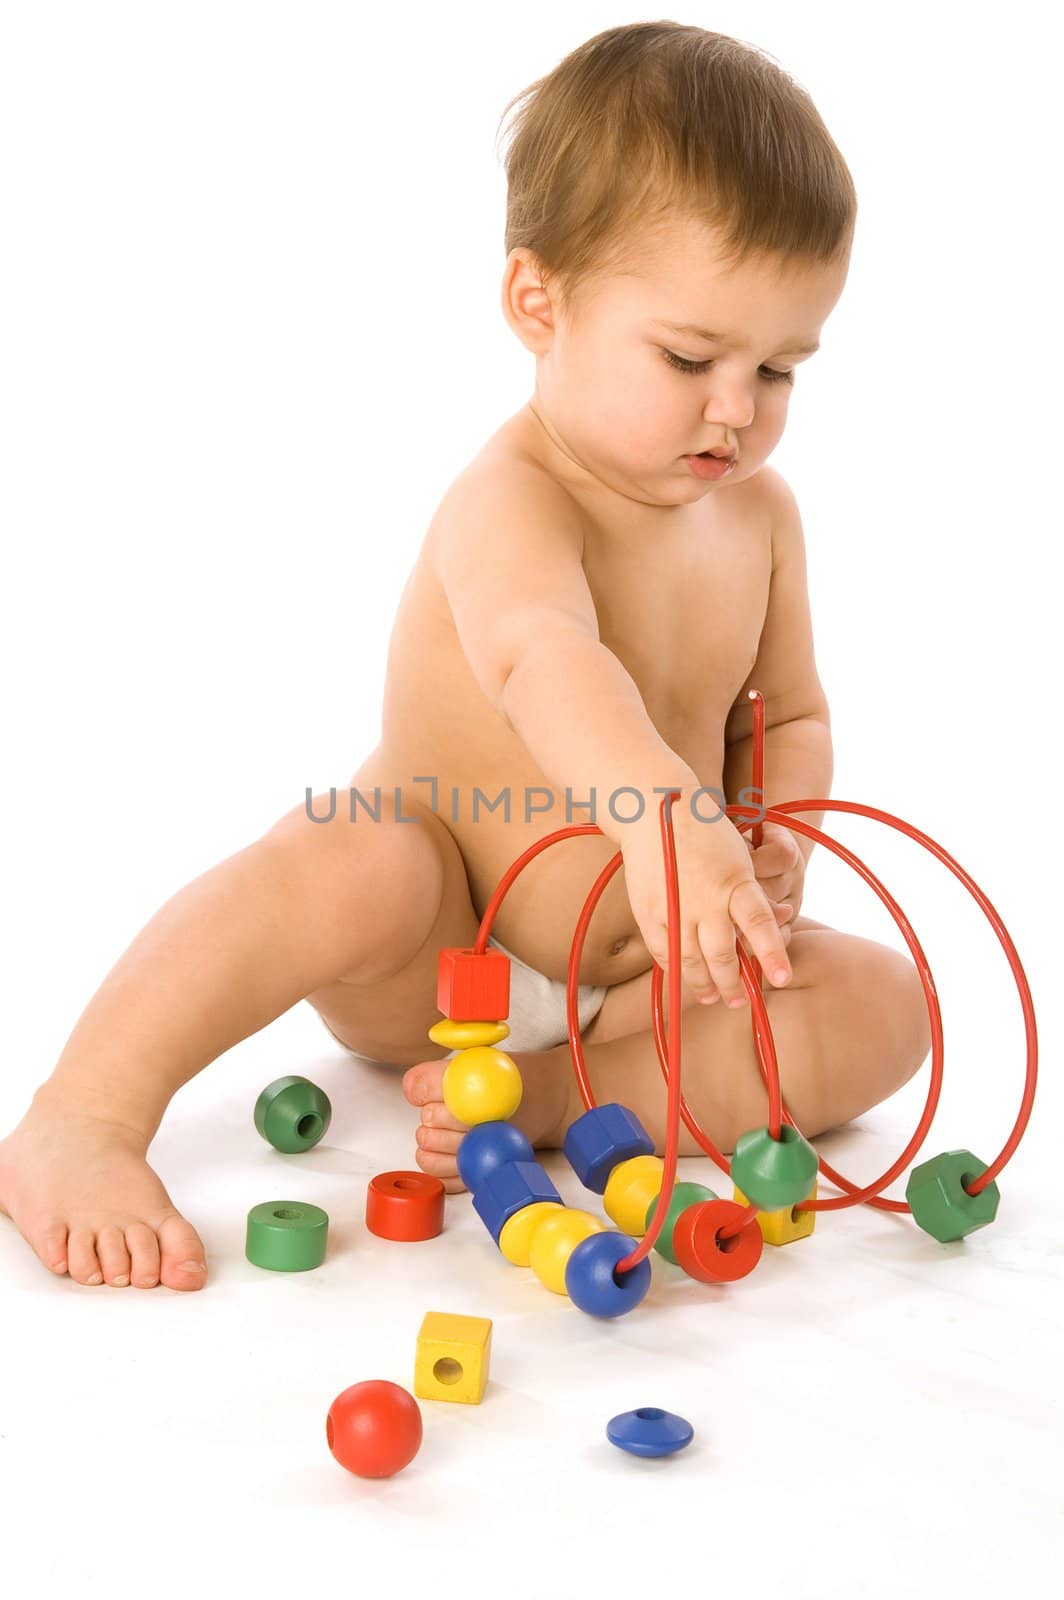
[730,881,793,995]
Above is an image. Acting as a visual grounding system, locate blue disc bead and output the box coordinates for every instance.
[456,1120,534,1192]
[564,1230,652,1318]
[606,1407,694,1458]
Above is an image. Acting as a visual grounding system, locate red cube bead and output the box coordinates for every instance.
[437,946,510,1022]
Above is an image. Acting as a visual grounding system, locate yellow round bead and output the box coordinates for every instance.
[529,1208,605,1295]
[603,1154,665,1236]
[427,1018,511,1050]
[498,1201,568,1266]
[442,1046,523,1126]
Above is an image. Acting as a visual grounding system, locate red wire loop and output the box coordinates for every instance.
[471,691,1038,1275]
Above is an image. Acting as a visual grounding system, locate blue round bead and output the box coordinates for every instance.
[606,1407,694,1458]
[456,1120,534,1192]
[564,1230,652,1318]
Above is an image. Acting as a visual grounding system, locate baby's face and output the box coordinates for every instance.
[510,217,849,509]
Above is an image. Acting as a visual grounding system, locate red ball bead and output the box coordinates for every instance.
[326,1380,423,1478]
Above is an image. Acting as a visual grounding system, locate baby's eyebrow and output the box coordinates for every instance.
[654,319,820,355]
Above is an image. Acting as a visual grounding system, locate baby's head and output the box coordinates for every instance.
[497,22,855,506]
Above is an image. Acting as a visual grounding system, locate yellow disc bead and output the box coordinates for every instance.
[603,1154,665,1236]
[427,1018,510,1050]
[442,1046,523,1126]
[498,1201,568,1266]
[734,1177,818,1246]
[529,1208,605,1294]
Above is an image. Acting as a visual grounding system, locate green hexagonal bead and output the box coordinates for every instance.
[254,1075,332,1153]
[730,1123,819,1212]
[245,1200,329,1271]
[905,1149,1000,1243]
[645,1182,719,1264]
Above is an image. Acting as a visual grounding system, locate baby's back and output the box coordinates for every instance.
[348,405,773,988]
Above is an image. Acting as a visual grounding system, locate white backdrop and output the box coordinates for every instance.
[1,4,1060,1596]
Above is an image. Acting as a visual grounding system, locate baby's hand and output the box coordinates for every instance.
[745,821,806,922]
[402,1059,469,1193]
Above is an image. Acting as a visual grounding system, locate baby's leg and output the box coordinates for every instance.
[405,919,931,1186]
[0,790,461,1290]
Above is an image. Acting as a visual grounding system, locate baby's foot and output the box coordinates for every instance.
[402,1048,569,1193]
[0,1100,208,1290]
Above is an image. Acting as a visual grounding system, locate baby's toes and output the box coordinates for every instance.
[155,1211,208,1292]
[414,1126,467,1193]
[402,1058,449,1111]
[66,1225,104,1286]
[95,1223,132,1287]
[30,1220,69,1277]
[124,1221,160,1288]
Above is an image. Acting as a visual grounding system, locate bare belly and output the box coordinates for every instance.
[346,750,658,990]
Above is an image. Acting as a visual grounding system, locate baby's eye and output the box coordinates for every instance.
[662,349,794,385]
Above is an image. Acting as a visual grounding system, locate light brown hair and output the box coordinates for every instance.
[497,20,857,318]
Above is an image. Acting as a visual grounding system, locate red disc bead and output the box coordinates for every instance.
[672,1198,764,1283]
[366,1170,445,1241]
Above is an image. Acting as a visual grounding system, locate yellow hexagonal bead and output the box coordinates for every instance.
[733,1176,817,1246]
[529,1208,605,1294]
[442,1046,523,1126]
[498,1200,568,1266]
[427,1018,511,1050]
[603,1154,664,1236]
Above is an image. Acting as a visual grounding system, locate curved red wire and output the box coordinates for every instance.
[471,692,1038,1274]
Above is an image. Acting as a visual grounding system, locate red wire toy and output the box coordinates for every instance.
[429,690,1038,1318]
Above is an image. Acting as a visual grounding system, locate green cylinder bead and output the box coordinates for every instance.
[254,1075,332,1153]
[645,1182,719,1264]
[730,1123,819,1212]
[245,1200,329,1271]
[905,1149,1000,1242]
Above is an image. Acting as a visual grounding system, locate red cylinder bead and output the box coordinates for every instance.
[366,1170,446,1241]
[672,1198,764,1283]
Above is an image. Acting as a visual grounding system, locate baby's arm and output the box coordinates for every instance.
[437,462,698,841]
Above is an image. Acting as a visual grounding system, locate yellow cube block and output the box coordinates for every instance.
[414,1310,493,1405]
[733,1176,817,1246]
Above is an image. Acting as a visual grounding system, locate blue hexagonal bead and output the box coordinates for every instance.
[471,1158,563,1244]
[563,1102,655,1195]
[456,1120,534,1192]
[905,1149,1000,1242]
[564,1230,652,1318]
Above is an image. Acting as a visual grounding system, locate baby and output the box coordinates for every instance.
[0,22,930,1291]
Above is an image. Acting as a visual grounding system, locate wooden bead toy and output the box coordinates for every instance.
[734,1177,818,1246]
[430,686,1039,1323]
[565,1230,652,1317]
[528,1208,605,1294]
[414,1311,493,1405]
[428,1018,510,1050]
[607,1407,694,1458]
[245,1200,329,1272]
[563,1103,656,1194]
[365,1171,445,1241]
[457,1120,534,1192]
[905,1149,1001,1242]
[498,1201,567,1265]
[326,1380,422,1478]
[437,946,510,1020]
[729,1123,820,1213]
[672,1199,764,1284]
[603,1154,665,1236]
[645,1181,719,1264]
[253,1075,332,1153]
[442,1045,523,1125]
